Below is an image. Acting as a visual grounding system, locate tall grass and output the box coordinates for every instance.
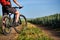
[28,14,60,29]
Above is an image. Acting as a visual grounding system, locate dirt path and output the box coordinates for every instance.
[0,28,18,40]
[0,25,23,40]
[35,25,60,40]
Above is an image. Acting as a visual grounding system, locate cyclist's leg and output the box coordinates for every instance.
[15,11,20,23]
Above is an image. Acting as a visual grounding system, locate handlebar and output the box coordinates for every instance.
[12,7,23,9]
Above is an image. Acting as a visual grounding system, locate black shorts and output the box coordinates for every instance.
[2,6,17,16]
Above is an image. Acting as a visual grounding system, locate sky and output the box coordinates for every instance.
[0,0,60,18]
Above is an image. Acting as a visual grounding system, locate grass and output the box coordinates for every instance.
[0,17,2,34]
[17,23,54,40]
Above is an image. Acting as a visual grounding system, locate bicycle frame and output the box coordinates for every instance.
[8,13,16,23]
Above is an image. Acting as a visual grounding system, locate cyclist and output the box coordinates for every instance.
[0,0,23,33]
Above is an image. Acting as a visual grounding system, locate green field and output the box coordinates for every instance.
[28,13,60,30]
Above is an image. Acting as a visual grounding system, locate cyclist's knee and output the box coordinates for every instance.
[15,11,19,15]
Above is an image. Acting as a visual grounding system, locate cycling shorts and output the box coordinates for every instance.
[2,6,17,15]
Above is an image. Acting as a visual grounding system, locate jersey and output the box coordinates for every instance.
[0,0,11,6]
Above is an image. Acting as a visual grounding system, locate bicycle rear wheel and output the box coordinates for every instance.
[2,15,12,35]
[14,14,27,34]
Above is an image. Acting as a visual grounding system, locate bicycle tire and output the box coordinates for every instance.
[13,14,27,34]
[2,15,12,35]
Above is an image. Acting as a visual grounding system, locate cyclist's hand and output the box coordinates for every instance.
[19,6,23,9]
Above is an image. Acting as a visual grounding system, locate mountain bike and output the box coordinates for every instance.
[2,7,27,35]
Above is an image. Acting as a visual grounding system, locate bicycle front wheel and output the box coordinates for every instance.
[2,15,12,35]
[14,14,27,34]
